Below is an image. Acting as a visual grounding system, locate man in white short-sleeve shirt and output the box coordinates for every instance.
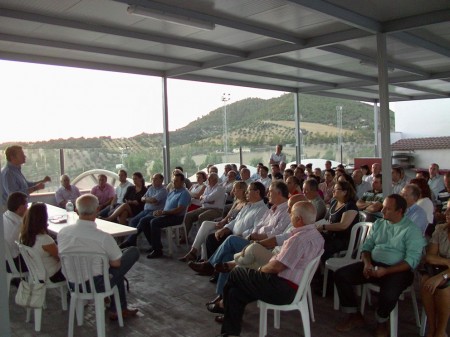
[57,194,140,321]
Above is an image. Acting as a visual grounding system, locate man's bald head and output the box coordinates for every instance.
[291,201,317,227]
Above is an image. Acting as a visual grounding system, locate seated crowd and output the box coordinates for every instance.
[2,142,449,337]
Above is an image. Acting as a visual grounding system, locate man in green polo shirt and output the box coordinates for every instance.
[334,194,426,337]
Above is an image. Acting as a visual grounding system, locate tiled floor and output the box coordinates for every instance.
[8,239,442,337]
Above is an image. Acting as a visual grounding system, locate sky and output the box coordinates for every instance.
[0,60,449,143]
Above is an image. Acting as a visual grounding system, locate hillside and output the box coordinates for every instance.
[0,93,393,181]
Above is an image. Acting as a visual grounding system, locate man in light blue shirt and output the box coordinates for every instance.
[119,173,167,247]
[401,184,429,235]
[334,194,426,337]
[1,145,50,205]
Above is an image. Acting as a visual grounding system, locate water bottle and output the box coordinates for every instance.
[66,200,75,224]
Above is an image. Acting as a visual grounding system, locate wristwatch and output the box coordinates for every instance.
[443,273,449,281]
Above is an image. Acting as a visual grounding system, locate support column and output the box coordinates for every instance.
[294,92,302,163]
[373,100,380,157]
[162,77,171,184]
[0,176,12,337]
[377,33,392,195]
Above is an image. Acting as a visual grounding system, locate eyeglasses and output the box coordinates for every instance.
[333,188,343,192]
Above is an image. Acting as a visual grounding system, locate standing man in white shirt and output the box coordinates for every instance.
[269,144,287,172]
[428,163,445,197]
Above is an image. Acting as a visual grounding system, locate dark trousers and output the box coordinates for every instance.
[321,232,348,262]
[142,215,184,251]
[335,261,414,320]
[221,267,296,336]
[205,231,231,258]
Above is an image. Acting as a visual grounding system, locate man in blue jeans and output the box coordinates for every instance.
[58,194,140,320]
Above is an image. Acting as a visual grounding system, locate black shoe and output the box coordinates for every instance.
[209,272,219,283]
[147,250,163,259]
[119,240,135,249]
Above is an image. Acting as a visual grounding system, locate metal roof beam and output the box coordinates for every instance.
[382,9,450,33]
[166,28,370,77]
[263,56,376,82]
[285,0,381,33]
[216,66,336,87]
[0,33,202,67]
[119,0,305,44]
[393,83,450,97]
[320,45,430,77]
[175,74,296,93]
[0,51,165,77]
[391,32,450,58]
[0,8,247,58]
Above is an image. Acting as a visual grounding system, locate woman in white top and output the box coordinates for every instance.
[19,203,65,282]
[410,178,435,228]
[187,171,207,212]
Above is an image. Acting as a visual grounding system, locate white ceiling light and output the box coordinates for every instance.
[127,5,216,31]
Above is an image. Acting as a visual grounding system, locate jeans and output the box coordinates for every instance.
[122,209,154,246]
[93,247,140,312]
[208,235,250,296]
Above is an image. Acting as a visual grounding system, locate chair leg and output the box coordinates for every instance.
[26,308,31,323]
[94,297,106,337]
[76,298,85,326]
[410,289,421,327]
[333,284,340,310]
[60,286,68,310]
[307,286,315,322]
[360,285,367,314]
[299,299,312,337]
[68,297,77,337]
[390,302,399,337]
[258,305,268,337]
[420,307,427,336]
[166,228,173,257]
[6,274,12,301]
[322,267,329,297]
[274,309,281,329]
[34,308,42,332]
[113,287,124,327]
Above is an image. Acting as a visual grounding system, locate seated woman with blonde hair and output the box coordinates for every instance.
[420,201,450,337]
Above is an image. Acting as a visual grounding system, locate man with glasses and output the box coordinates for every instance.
[303,178,327,221]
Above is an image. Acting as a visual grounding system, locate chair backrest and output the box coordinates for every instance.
[17,242,48,283]
[5,240,20,275]
[343,222,373,260]
[292,249,324,304]
[59,252,112,295]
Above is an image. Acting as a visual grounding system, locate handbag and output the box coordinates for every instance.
[15,281,46,308]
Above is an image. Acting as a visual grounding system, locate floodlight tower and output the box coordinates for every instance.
[222,93,231,161]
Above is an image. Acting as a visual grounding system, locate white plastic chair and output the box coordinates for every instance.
[162,210,189,257]
[322,222,373,309]
[360,283,421,337]
[17,242,68,332]
[5,240,29,300]
[59,252,124,337]
[257,250,324,337]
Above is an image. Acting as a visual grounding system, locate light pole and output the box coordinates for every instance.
[222,93,231,161]
[336,105,343,164]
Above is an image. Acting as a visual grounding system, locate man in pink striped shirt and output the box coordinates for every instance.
[217,201,324,337]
